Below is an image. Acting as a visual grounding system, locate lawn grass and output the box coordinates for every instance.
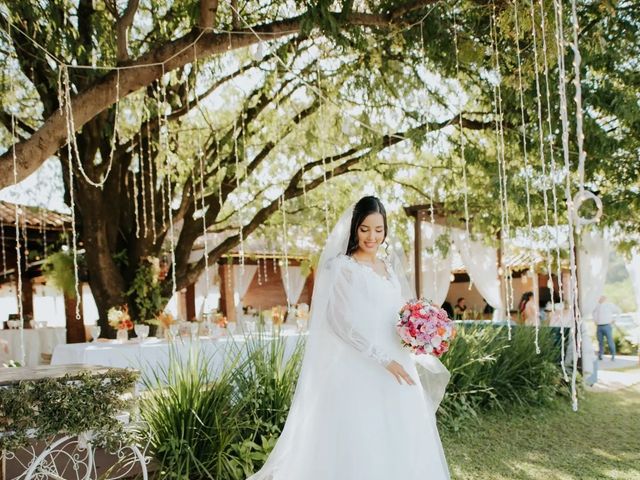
[441,381,640,480]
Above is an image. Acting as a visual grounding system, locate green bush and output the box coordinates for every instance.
[140,336,304,479]
[228,335,305,477]
[140,346,248,479]
[438,325,566,431]
[613,329,638,355]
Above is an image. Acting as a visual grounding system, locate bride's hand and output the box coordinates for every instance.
[385,361,416,385]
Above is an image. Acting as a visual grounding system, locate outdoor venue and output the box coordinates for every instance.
[0,1,639,479]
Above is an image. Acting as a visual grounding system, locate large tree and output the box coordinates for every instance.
[0,0,638,330]
[0,0,495,329]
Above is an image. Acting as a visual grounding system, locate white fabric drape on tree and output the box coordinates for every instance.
[280,266,307,306]
[419,223,453,306]
[451,229,504,318]
[233,265,258,307]
[625,250,640,314]
[577,230,610,317]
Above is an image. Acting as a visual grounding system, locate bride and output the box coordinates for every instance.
[248,196,451,480]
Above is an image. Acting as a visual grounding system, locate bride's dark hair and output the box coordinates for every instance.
[346,196,388,256]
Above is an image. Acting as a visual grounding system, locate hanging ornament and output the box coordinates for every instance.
[131,161,141,238]
[571,190,603,226]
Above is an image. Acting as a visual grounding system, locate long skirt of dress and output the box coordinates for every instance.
[247,334,450,480]
[249,254,450,480]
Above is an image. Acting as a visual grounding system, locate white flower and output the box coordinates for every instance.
[107,308,122,323]
[430,336,442,348]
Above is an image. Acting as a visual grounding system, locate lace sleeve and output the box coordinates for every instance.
[325,258,392,367]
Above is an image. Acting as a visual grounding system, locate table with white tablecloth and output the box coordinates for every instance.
[0,328,67,366]
[51,329,305,382]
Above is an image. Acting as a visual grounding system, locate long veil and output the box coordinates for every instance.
[247,203,450,480]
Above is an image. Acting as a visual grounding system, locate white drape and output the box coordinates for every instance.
[233,265,258,307]
[451,229,504,317]
[573,229,609,375]
[419,222,452,306]
[577,230,610,317]
[194,268,220,319]
[625,251,640,313]
[280,265,307,306]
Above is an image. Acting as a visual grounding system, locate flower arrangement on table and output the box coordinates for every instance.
[396,299,456,358]
[155,312,176,330]
[108,305,134,331]
[272,306,286,326]
[214,312,228,328]
[107,305,134,342]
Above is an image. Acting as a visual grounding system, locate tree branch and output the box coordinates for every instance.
[0,2,443,189]
[0,111,35,139]
[199,0,219,29]
[106,0,140,63]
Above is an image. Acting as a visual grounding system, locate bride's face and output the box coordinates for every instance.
[356,213,385,254]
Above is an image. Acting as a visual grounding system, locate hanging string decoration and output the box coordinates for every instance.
[60,66,120,189]
[138,114,149,238]
[145,109,158,239]
[131,154,141,239]
[489,6,514,337]
[280,194,291,309]
[10,87,26,365]
[0,218,6,277]
[61,69,83,324]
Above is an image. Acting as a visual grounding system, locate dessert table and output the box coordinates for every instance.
[0,327,67,366]
[51,328,305,383]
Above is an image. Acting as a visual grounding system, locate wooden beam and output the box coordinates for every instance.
[185,283,196,321]
[64,291,85,343]
[218,263,236,322]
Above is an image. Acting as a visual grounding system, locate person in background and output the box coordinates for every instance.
[592,295,621,361]
[482,299,494,318]
[441,300,454,319]
[453,297,467,320]
[518,291,538,326]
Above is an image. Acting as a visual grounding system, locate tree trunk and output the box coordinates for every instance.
[80,194,127,337]
[64,291,85,343]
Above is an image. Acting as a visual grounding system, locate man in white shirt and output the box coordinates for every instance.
[592,296,621,361]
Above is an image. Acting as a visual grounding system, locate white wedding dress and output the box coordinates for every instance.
[248,253,450,480]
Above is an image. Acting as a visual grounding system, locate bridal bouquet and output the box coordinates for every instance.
[396,299,455,358]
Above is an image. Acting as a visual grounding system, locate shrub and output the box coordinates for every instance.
[140,335,304,479]
[139,345,247,479]
[438,325,566,431]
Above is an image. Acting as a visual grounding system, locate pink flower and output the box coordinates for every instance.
[396,299,455,358]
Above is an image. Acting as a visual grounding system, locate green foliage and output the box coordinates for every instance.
[140,336,305,479]
[42,250,78,298]
[612,328,638,356]
[126,258,166,323]
[140,346,245,479]
[0,369,138,451]
[439,325,566,431]
[603,278,637,313]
